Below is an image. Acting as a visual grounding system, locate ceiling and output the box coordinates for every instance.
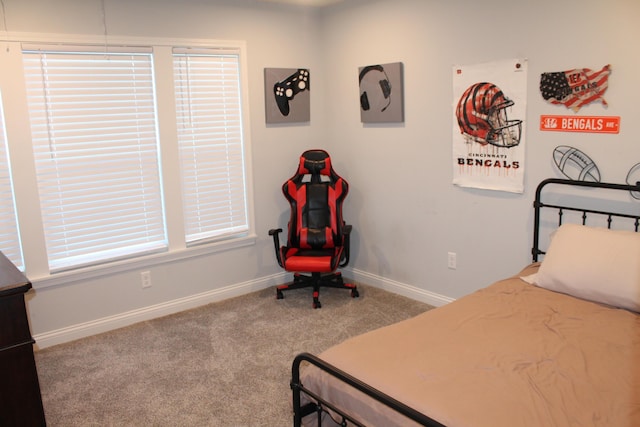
[256,0,345,7]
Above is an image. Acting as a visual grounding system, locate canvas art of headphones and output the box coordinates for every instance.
[359,64,392,112]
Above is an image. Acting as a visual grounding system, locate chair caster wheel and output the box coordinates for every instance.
[351,289,359,298]
[276,290,284,300]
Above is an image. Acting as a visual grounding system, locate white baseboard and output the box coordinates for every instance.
[34,269,451,350]
[345,267,454,307]
[33,272,288,350]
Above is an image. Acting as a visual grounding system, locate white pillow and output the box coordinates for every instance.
[528,223,640,312]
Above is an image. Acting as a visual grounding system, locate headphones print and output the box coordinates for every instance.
[359,65,392,112]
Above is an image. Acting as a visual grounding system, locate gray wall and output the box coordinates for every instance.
[3,0,637,346]
[319,0,639,297]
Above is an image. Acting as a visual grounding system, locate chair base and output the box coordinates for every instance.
[276,271,359,309]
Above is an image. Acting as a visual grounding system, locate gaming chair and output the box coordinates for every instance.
[268,149,358,308]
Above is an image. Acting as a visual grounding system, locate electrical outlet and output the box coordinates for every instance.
[447,252,457,270]
[141,271,152,288]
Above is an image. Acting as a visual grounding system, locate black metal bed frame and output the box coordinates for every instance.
[291,178,640,427]
[291,353,445,427]
[532,178,640,262]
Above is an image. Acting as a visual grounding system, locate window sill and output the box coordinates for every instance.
[30,234,257,290]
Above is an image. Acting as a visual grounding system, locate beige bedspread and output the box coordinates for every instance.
[301,264,640,427]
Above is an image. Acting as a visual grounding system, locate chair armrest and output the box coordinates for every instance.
[268,228,284,268]
[268,228,282,236]
[339,224,352,267]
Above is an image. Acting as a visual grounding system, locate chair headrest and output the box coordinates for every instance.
[298,149,332,176]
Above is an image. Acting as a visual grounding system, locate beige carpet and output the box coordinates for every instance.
[35,282,433,426]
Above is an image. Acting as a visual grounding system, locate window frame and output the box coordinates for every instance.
[0,33,255,288]
[23,46,168,273]
[173,48,250,246]
[0,91,24,270]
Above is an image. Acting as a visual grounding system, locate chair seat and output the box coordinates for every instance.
[283,247,342,273]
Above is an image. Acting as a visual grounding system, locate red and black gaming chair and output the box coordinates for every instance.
[269,149,358,308]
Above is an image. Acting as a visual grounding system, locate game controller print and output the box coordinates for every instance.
[273,69,309,116]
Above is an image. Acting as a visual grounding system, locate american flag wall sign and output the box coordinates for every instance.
[540,65,610,112]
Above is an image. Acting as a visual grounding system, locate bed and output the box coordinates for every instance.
[291,178,640,427]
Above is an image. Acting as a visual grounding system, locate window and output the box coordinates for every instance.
[173,49,248,244]
[0,93,24,269]
[0,36,253,279]
[23,47,167,272]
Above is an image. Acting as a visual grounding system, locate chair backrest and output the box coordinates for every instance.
[283,150,349,249]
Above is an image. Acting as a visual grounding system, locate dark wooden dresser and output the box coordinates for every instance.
[0,251,46,426]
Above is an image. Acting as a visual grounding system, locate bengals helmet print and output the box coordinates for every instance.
[456,82,522,148]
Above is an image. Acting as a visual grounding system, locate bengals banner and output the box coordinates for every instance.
[452,59,527,193]
[540,65,610,112]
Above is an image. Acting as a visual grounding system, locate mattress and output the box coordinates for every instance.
[300,264,640,427]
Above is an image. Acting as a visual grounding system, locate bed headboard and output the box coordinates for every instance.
[532,178,640,262]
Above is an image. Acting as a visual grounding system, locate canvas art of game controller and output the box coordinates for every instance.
[274,69,309,116]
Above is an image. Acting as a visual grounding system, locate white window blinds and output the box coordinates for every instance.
[173,49,248,244]
[23,47,167,271]
[0,95,24,269]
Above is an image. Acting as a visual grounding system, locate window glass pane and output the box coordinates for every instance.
[0,92,24,269]
[173,51,248,244]
[23,49,167,271]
